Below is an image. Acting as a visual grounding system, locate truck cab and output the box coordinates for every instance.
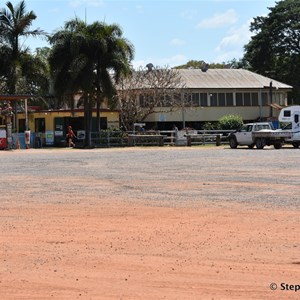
[229,122,273,149]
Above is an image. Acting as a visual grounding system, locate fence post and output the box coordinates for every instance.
[216,134,221,146]
[128,135,134,146]
[187,135,191,146]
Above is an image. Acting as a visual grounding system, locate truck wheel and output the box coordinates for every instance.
[255,138,265,149]
[248,143,255,149]
[274,143,282,149]
[292,142,299,148]
[229,137,238,149]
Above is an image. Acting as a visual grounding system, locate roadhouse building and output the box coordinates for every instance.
[142,68,292,130]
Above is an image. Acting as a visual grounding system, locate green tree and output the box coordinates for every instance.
[174,59,248,70]
[0,0,45,127]
[0,0,45,94]
[48,18,134,147]
[244,0,300,103]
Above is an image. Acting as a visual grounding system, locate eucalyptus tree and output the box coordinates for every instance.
[116,65,188,131]
[48,18,134,147]
[244,0,300,102]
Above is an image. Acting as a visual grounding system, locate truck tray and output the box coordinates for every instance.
[252,130,292,139]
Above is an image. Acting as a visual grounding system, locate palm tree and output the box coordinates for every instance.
[0,0,45,128]
[49,18,134,147]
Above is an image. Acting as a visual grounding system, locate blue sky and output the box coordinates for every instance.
[13,0,277,68]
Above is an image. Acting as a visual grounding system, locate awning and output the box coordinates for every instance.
[269,103,284,110]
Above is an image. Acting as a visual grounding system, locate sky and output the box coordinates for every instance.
[7,0,278,68]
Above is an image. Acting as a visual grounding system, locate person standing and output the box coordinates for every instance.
[67,126,76,147]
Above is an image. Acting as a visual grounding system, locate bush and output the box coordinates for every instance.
[218,114,243,130]
[202,122,220,130]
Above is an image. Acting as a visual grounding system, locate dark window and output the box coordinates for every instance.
[35,118,45,132]
[236,93,243,106]
[226,93,233,106]
[140,94,154,107]
[92,117,107,130]
[210,93,218,106]
[284,110,291,117]
[218,93,226,106]
[262,92,268,106]
[163,94,172,107]
[192,93,200,106]
[139,94,146,107]
[244,93,251,106]
[173,93,181,104]
[200,93,208,106]
[18,119,26,133]
[246,125,253,132]
[251,93,259,106]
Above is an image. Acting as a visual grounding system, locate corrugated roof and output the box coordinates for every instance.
[177,69,292,89]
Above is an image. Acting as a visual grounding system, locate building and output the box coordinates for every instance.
[16,108,120,146]
[0,94,120,147]
[142,69,292,130]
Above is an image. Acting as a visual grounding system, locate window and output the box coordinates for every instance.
[284,110,291,117]
[236,93,243,106]
[246,125,253,132]
[35,118,45,132]
[218,93,226,106]
[200,93,208,106]
[173,93,181,104]
[235,92,259,106]
[244,93,251,106]
[18,119,26,133]
[251,93,259,106]
[139,94,154,107]
[240,125,247,132]
[262,92,268,106]
[163,94,172,107]
[192,93,200,106]
[139,94,146,107]
[226,93,233,106]
[210,93,218,106]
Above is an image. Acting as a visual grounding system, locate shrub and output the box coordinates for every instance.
[218,114,243,130]
[202,122,220,130]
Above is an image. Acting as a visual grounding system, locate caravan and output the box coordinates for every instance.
[278,105,300,148]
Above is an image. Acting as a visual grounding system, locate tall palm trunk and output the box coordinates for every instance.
[84,93,92,148]
[96,88,101,132]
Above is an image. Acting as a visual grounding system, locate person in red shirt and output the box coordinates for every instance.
[67,126,76,147]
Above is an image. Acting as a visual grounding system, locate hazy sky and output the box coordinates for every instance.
[12,0,277,68]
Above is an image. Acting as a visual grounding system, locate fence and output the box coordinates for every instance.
[6,129,235,149]
[73,129,234,148]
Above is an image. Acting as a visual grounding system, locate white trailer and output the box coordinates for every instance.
[278,105,300,148]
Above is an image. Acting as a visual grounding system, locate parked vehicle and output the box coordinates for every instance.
[228,122,291,149]
[278,105,300,148]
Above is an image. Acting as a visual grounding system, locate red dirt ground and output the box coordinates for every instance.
[0,147,299,299]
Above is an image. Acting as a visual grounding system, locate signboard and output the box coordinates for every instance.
[46,131,54,145]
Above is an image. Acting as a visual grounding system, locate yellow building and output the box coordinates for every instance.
[16,108,120,146]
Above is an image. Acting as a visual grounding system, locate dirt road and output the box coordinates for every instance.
[0,147,299,299]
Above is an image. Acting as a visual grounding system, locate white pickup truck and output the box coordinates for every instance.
[228,122,292,149]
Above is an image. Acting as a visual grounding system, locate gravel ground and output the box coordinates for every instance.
[1,146,299,208]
